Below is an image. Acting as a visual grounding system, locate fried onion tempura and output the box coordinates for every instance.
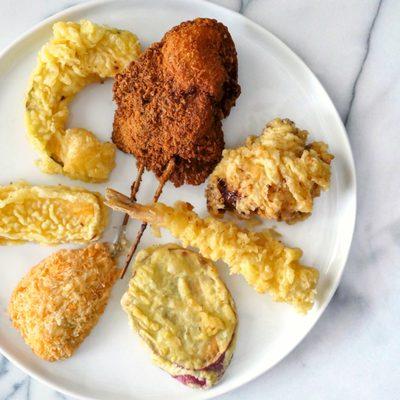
[9,243,119,361]
[25,20,141,182]
[206,118,334,223]
[0,182,108,245]
[105,189,319,313]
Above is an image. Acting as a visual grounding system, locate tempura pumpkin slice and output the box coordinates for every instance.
[0,181,108,245]
[8,243,119,361]
[122,244,237,389]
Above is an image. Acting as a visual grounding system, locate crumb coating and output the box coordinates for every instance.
[8,243,119,361]
[112,18,240,187]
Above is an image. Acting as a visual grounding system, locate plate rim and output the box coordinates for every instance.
[0,0,357,399]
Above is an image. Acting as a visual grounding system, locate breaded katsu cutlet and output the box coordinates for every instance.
[113,18,240,187]
[9,244,119,361]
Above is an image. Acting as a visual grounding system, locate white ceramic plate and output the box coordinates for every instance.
[0,0,356,399]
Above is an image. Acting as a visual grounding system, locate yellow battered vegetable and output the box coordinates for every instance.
[122,244,236,388]
[106,189,319,313]
[0,182,108,245]
[206,118,334,223]
[9,243,119,361]
[25,20,141,182]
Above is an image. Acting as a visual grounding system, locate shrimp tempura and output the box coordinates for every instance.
[105,189,319,313]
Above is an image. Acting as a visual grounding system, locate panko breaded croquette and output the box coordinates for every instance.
[122,244,237,388]
[112,18,240,187]
[9,243,119,361]
[0,182,108,245]
[25,20,141,182]
[206,118,334,224]
[105,189,319,313]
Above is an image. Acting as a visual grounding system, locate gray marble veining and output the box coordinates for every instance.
[1,0,399,399]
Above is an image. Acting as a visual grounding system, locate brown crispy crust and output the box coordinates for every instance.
[112,18,240,187]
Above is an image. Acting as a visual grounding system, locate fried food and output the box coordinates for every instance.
[8,243,119,361]
[0,182,108,245]
[106,189,319,313]
[122,244,237,388]
[112,18,240,187]
[206,118,334,223]
[25,20,141,182]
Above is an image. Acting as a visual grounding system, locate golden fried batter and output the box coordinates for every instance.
[206,118,334,223]
[122,244,236,388]
[0,182,108,245]
[113,18,240,186]
[25,20,141,182]
[9,243,119,361]
[105,189,319,313]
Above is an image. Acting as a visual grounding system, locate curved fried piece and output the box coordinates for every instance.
[206,118,334,223]
[105,189,319,313]
[9,243,119,361]
[113,18,240,187]
[25,20,141,182]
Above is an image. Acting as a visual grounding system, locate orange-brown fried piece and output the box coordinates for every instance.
[112,18,240,187]
[9,243,119,361]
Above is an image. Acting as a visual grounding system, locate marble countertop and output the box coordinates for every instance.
[1,0,399,399]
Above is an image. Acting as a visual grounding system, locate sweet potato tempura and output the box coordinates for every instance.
[113,18,240,186]
[105,189,319,313]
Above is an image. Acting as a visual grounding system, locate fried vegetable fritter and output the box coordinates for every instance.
[122,244,237,388]
[206,118,334,223]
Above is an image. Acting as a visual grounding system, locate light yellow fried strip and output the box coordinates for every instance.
[0,182,108,245]
[105,189,319,313]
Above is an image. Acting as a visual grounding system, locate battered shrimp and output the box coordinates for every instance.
[105,189,319,313]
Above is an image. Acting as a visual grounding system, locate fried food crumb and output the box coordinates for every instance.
[206,118,334,223]
[8,243,119,361]
[25,20,141,182]
[113,18,240,187]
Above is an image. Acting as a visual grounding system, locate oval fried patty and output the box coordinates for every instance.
[8,243,119,361]
[121,244,237,388]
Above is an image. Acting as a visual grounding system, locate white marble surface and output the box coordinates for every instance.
[0,0,399,399]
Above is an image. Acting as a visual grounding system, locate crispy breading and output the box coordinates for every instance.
[8,243,119,362]
[25,20,141,182]
[206,118,334,223]
[112,18,240,187]
[0,182,108,245]
[105,189,319,313]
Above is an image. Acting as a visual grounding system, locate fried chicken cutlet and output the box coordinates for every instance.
[113,18,241,187]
